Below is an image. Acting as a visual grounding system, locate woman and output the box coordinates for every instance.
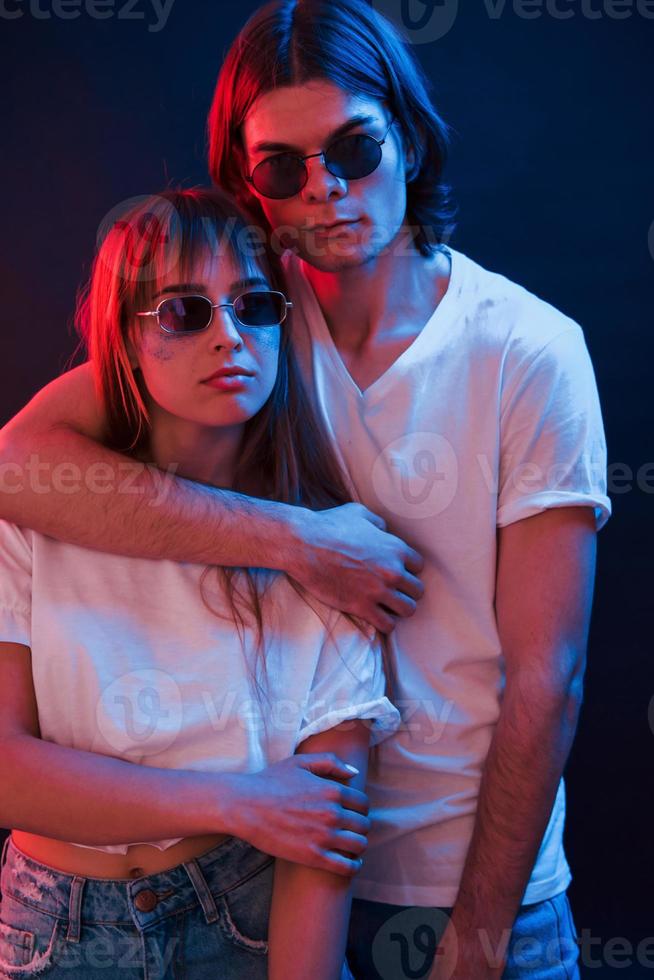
[0,186,401,979]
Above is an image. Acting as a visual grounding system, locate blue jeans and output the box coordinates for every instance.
[0,832,274,978]
[346,890,581,979]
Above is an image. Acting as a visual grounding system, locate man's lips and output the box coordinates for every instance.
[306,218,361,232]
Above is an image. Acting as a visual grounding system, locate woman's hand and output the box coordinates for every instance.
[221,753,370,875]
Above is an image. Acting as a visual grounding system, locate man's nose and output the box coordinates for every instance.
[300,154,347,202]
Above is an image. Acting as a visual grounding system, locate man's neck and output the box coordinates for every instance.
[302,233,451,355]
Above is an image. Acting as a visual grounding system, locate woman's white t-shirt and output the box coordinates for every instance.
[282,244,612,906]
[0,524,401,854]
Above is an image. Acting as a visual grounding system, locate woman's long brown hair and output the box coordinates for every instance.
[74,186,397,751]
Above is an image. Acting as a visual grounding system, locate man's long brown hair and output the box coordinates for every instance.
[74,185,396,749]
[207,0,456,254]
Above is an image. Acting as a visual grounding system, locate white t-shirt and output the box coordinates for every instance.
[282,244,612,906]
[0,524,401,853]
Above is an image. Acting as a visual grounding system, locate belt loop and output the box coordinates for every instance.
[182,858,219,924]
[0,833,11,898]
[1,833,11,872]
[65,876,85,942]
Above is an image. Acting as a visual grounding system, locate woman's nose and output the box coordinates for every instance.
[209,306,244,349]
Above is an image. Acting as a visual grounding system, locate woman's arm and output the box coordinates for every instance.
[0,641,242,845]
[0,641,368,871]
[267,719,372,980]
[0,363,423,633]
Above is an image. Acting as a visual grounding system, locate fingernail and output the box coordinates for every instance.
[344,764,359,774]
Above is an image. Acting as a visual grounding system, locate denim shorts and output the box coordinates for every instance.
[0,832,274,979]
[346,889,581,979]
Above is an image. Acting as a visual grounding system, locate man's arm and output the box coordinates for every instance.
[0,363,312,568]
[267,720,371,980]
[430,505,597,980]
[0,363,424,632]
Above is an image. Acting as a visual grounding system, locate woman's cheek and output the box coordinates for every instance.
[135,339,194,411]
[138,333,180,363]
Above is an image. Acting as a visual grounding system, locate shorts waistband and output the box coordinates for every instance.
[0,833,274,940]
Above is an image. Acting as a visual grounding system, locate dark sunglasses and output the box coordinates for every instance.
[245,116,396,200]
[137,290,293,335]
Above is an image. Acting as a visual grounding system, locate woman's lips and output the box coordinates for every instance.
[203,375,251,391]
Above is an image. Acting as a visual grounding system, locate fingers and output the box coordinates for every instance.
[398,570,425,602]
[352,606,396,635]
[403,546,424,574]
[350,603,398,634]
[339,808,372,836]
[370,602,420,633]
[360,507,387,531]
[320,850,364,877]
[375,605,399,635]
[380,591,418,619]
[339,785,370,817]
[330,829,369,856]
[301,753,360,780]
[359,511,424,576]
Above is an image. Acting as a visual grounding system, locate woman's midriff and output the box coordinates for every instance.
[10,830,231,879]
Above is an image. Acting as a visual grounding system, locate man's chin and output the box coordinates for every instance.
[296,239,385,271]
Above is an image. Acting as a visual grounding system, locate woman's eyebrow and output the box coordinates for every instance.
[251,114,378,155]
[229,276,270,293]
[153,276,269,300]
[153,282,205,299]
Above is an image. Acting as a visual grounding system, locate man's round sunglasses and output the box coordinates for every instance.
[245,115,396,200]
[137,290,293,335]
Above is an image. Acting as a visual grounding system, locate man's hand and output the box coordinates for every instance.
[286,502,425,633]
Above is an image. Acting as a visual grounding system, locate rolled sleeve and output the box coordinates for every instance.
[0,520,32,646]
[496,325,612,531]
[297,614,401,749]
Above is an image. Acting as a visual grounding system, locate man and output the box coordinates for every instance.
[0,1,610,976]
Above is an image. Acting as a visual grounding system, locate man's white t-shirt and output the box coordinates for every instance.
[0,525,400,854]
[282,244,612,907]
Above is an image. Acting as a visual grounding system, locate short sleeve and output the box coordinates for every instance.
[496,325,612,531]
[0,520,32,646]
[297,613,401,749]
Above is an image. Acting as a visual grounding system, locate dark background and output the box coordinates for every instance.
[1,1,652,976]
